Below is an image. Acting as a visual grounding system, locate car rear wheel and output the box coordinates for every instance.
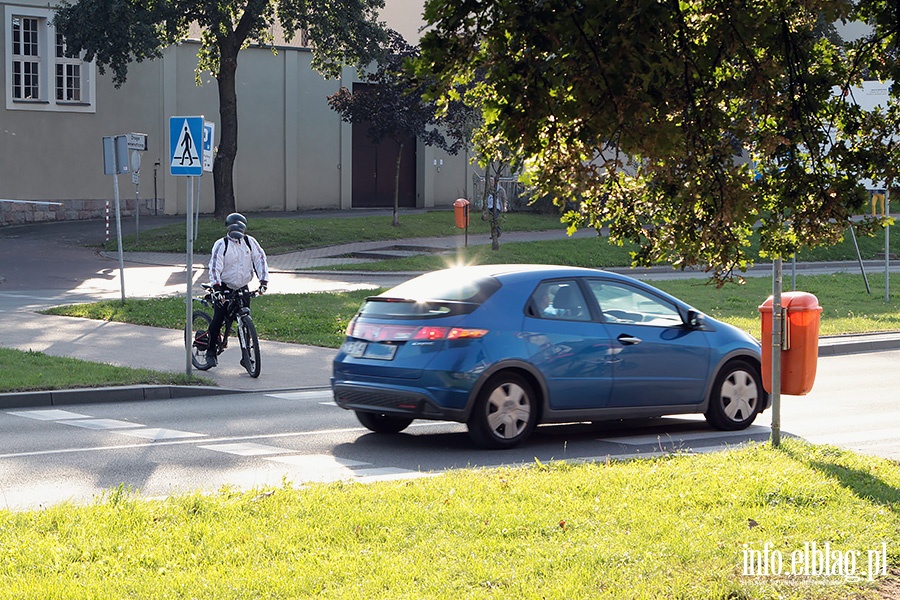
[704,359,763,430]
[355,411,413,434]
[467,373,538,449]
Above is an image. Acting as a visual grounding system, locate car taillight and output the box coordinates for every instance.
[348,321,488,341]
[447,328,489,340]
[412,326,488,340]
[413,326,448,340]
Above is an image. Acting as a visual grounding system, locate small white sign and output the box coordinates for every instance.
[202,121,215,173]
[127,132,148,151]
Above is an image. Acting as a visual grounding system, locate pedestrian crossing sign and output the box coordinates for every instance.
[169,116,204,176]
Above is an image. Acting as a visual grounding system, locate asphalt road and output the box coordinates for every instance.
[2,349,896,511]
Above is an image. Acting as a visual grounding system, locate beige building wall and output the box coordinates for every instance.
[1,0,477,224]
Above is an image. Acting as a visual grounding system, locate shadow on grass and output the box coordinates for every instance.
[781,445,900,508]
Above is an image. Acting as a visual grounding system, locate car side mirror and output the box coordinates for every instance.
[687,310,706,329]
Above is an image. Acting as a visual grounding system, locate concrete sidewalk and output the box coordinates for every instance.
[0,311,337,408]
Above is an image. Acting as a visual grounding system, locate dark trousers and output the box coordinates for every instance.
[206,286,250,356]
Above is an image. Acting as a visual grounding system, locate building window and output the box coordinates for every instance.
[11,16,39,99]
[5,7,95,112]
[56,33,81,102]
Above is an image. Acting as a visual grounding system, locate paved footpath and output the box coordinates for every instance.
[1,214,898,408]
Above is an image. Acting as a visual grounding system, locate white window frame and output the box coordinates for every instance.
[5,6,96,112]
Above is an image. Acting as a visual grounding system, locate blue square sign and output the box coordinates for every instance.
[169,116,204,176]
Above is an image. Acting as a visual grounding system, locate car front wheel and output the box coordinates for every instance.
[467,373,538,449]
[704,360,763,430]
[355,411,413,434]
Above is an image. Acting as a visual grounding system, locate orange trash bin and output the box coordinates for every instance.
[453,198,469,228]
[759,292,822,395]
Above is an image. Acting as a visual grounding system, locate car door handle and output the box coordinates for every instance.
[617,334,642,345]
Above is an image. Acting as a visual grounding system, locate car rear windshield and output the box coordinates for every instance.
[360,274,501,319]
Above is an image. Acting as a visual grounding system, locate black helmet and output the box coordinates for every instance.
[225,212,247,227]
[226,222,246,241]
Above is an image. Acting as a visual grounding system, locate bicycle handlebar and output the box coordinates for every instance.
[197,284,260,305]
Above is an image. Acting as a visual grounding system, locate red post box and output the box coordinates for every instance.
[453,198,469,228]
[758,291,822,395]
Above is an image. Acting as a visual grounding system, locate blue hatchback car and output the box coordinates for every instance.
[332,265,768,449]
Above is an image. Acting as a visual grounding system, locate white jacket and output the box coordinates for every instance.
[208,234,269,289]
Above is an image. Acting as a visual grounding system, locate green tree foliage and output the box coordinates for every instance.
[53,0,388,217]
[328,30,469,226]
[417,0,891,282]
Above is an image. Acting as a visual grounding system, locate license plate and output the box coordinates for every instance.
[341,340,367,357]
[362,343,398,360]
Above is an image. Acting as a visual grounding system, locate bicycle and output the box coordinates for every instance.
[191,283,261,377]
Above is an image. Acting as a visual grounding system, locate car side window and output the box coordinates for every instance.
[587,280,683,326]
[528,281,591,321]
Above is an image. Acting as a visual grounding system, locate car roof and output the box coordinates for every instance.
[399,264,695,311]
[438,264,637,285]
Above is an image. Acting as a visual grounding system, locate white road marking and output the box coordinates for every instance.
[597,424,771,447]
[115,428,207,441]
[266,390,333,401]
[6,409,92,421]
[62,419,144,430]
[353,467,422,480]
[265,454,369,468]
[199,442,297,456]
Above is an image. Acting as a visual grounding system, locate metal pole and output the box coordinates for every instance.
[113,175,126,305]
[134,182,141,246]
[849,225,871,294]
[185,177,194,377]
[153,162,159,216]
[771,258,783,448]
[886,190,891,303]
[464,203,468,248]
[791,255,796,291]
[195,176,201,240]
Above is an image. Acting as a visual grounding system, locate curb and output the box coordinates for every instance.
[0,385,245,410]
[817,333,900,356]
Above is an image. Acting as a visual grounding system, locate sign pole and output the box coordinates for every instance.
[886,190,891,304]
[113,168,126,305]
[771,258,783,447]
[185,177,194,376]
[169,116,204,377]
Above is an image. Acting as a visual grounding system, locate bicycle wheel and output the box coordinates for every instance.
[238,315,261,377]
[191,310,213,370]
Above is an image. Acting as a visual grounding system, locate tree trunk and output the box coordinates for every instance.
[392,141,403,227]
[481,163,494,221]
[213,41,239,219]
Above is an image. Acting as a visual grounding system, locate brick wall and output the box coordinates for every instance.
[0,199,160,227]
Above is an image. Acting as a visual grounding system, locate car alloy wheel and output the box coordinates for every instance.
[705,359,763,430]
[468,372,538,449]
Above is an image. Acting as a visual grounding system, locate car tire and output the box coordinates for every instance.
[467,372,538,449]
[704,359,763,431]
[355,411,413,434]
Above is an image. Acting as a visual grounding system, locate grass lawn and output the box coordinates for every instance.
[106,211,565,255]
[314,230,900,272]
[1,439,897,598]
[0,347,209,393]
[104,210,899,265]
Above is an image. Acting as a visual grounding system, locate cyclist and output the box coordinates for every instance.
[205,212,269,368]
